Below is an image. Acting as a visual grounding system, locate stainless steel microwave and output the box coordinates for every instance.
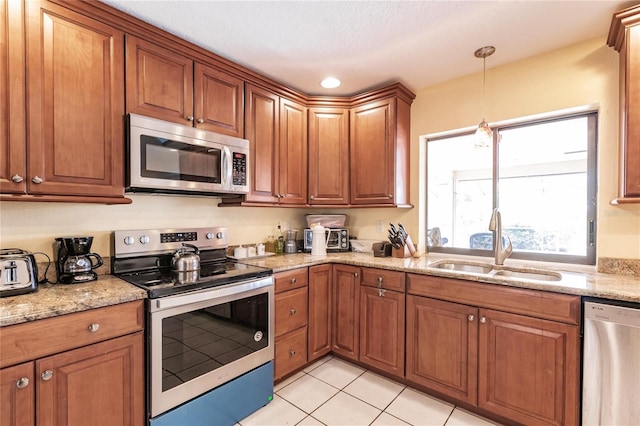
[126,114,250,196]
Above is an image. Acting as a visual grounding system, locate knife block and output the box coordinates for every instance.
[392,245,411,258]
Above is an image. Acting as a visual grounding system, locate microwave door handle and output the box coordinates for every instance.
[221,147,232,187]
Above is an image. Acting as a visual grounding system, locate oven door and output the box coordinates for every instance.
[148,276,274,418]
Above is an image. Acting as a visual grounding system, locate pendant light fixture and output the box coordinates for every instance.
[474,46,495,148]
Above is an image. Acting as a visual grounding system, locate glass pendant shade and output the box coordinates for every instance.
[475,120,492,148]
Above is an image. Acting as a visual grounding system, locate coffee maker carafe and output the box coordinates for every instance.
[55,236,103,284]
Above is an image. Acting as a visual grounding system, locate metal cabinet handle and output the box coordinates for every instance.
[41,370,53,381]
[31,176,43,184]
[290,278,296,284]
[377,276,383,284]
[280,194,286,198]
[196,118,204,124]
[11,174,23,183]
[480,317,486,324]
[378,289,386,297]
[310,195,315,200]
[16,377,29,389]
[186,115,194,122]
[354,272,358,277]
[88,323,100,332]
[289,350,296,357]
[290,308,296,315]
[388,194,393,199]
[468,314,475,322]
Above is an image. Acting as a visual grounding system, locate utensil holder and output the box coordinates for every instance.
[392,245,411,258]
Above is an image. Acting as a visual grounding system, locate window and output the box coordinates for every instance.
[426,111,597,264]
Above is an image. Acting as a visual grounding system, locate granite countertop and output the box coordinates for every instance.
[0,275,147,327]
[2,252,638,327]
[237,252,640,303]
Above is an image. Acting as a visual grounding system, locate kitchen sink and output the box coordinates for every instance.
[489,267,562,281]
[427,259,562,282]
[428,260,494,274]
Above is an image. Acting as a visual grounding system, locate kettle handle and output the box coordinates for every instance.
[87,253,103,269]
[181,243,200,255]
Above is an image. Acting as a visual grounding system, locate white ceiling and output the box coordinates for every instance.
[102,0,636,96]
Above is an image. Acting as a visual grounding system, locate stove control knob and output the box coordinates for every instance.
[139,235,150,244]
[124,236,135,245]
[216,232,224,239]
[206,232,214,240]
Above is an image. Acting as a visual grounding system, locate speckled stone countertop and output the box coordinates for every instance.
[2,252,638,328]
[0,275,147,327]
[236,252,640,303]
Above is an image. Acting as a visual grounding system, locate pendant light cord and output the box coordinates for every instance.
[482,55,486,121]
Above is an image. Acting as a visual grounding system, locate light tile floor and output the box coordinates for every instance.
[239,356,502,426]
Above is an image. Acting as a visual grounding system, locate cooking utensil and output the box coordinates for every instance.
[172,243,200,271]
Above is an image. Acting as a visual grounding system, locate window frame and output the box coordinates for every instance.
[426,110,598,265]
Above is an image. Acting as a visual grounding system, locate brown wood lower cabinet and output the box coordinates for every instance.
[406,295,478,405]
[359,268,405,377]
[406,274,580,426]
[0,301,145,426]
[331,264,361,361]
[308,264,332,362]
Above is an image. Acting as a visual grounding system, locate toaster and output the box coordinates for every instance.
[0,248,38,296]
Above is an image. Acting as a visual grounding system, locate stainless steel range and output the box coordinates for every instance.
[113,227,274,426]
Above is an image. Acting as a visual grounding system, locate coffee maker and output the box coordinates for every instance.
[55,236,103,284]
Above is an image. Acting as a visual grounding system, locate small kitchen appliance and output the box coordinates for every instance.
[284,229,298,254]
[304,227,349,252]
[0,248,39,296]
[55,236,103,284]
[112,227,274,425]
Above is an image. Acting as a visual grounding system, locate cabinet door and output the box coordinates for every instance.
[36,332,144,426]
[406,296,478,405]
[308,264,332,362]
[0,0,26,194]
[308,108,349,205]
[244,83,279,203]
[350,98,395,205]
[623,23,640,197]
[26,0,124,197]
[125,35,193,126]
[478,309,579,426]
[332,264,360,360]
[278,98,307,205]
[0,362,34,426]
[194,63,244,137]
[359,286,405,377]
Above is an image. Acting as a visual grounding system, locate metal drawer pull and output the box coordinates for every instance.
[378,289,386,297]
[88,323,100,332]
[196,118,204,124]
[186,115,194,122]
[290,278,296,284]
[41,370,53,381]
[31,176,43,184]
[354,272,358,277]
[468,315,475,322]
[290,308,296,315]
[11,174,23,183]
[289,350,296,357]
[377,276,383,284]
[16,378,29,389]
[480,317,487,324]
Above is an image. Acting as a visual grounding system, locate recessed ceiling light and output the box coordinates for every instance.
[320,77,341,89]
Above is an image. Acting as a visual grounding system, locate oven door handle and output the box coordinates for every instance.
[221,146,232,188]
[150,276,273,312]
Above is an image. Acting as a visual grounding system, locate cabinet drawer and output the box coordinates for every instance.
[275,287,308,337]
[0,301,144,368]
[361,267,405,292]
[407,274,580,325]
[275,268,308,294]
[275,326,307,379]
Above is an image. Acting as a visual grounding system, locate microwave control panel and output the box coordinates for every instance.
[232,153,247,186]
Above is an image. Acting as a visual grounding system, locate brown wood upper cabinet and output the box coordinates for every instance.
[125,36,244,137]
[608,5,640,203]
[350,90,412,207]
[308,107,350,205]
[1,0,129,203]
[243,84,307,205]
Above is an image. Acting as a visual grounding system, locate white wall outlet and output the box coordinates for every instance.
[376,221,384,233]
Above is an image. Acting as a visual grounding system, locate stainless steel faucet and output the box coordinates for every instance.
[488,208,513,265]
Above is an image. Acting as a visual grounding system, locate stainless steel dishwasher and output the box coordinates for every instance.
[582,300,640,425]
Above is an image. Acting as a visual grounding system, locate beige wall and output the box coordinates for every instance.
[1,37,639,262]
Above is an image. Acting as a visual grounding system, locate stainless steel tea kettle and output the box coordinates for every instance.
[171,243,200,272]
